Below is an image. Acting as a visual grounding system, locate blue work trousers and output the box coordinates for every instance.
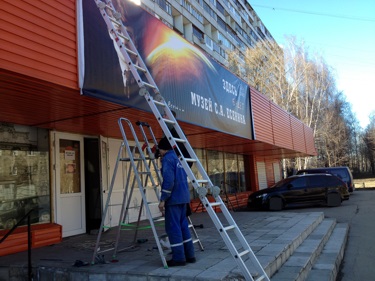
[165,204,195,262]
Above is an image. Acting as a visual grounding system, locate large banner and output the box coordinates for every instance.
[79,0,253,139]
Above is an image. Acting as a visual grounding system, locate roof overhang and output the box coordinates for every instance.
[0,69,309,159]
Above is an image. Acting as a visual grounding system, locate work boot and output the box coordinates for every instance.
[167,260,186,267]
[186,257,196,263]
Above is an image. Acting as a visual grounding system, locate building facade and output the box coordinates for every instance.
[0,0,316,254]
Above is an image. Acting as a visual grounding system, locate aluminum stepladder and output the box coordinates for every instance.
[91,119,203,266]
[135,121,204,251]
[93,0,270,280]
[92,117,168,267]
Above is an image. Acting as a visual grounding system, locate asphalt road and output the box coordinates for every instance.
[284,188,375,281]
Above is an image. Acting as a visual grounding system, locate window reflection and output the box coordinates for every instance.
[0,124,50,230]
[0,150,50,230]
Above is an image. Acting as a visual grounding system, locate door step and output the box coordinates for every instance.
[270,219,348,281]
[306,223,349,281]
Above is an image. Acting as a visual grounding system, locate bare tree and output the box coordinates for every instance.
[363,113,375,174]
[227,36,361,173]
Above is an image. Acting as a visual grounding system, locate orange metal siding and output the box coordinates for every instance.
[1,0,77,88]
[304,126,317,156]
[251,87,317,156]
[290,115,306,153]
[271,103,293,150]
[250,88,273,143]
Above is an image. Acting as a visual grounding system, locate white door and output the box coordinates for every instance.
[99,136,110,229]
[256,162,268,190]
[104,138,146,227]
[54,132,86,237]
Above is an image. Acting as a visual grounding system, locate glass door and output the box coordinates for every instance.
[54,132,86,237]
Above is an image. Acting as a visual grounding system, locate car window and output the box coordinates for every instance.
[331,170,349,181]
[308,176,325,187]
[290,177,307,188]
[271,177,294,188]
[325,176,342,186]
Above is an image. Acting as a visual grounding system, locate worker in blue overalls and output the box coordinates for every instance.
[157,137,196,267]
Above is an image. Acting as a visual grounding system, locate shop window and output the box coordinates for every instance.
[223,153,246,193]
[206,150,246,194]
[0,124,50,230]
[190,148,206,199]
[207,150,224,189]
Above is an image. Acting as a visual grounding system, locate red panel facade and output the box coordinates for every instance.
[304,126,317,156]
[1,0,77,88]
[250,88,273,144]
[290,115,307,153]
[271,103,293,150]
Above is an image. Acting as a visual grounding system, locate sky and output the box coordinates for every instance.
[250,0,375,129]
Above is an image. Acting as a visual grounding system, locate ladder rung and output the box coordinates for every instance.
[97,247,115,254]
[223,225,236,232]
[173,137,186,143]
[119,157,143,161]
[108,17,122,27]
[210,202,222,207]
[144,156,156,160]
[147,201,159,206]
[123,46,137,56]
[138,171,151,175]
[117,32,130,42]
[153,100,165,106]
[192,238,200,244]
[237,249,250,258]
[184,158,197,163]
[255,275,267,281]
[134,64,147,73]
[103,2,114,12]
[153,216,165,222]
[196,179,208,184]
[142,81,157,89]
[163,118,175,124]
[108,203,122,207]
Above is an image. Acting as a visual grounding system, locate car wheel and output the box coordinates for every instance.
[269,197,283,211]
[327,193,341,207]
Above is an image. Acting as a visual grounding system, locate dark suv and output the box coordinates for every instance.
[248,174,350,211]
[296,166,355,192]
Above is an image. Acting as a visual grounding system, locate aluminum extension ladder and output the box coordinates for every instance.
[93,0,269,280]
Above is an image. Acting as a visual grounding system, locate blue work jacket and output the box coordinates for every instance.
[160,150,190,205]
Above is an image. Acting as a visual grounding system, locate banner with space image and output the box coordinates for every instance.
[79,0,252,139]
